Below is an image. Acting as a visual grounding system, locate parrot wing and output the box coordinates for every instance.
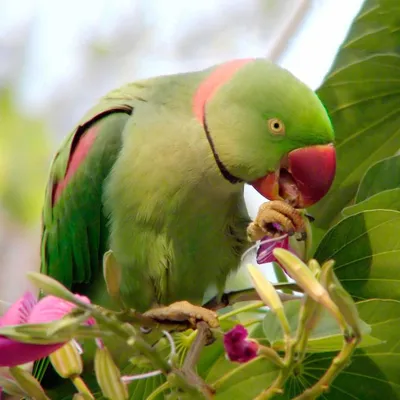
[40,102,132,291]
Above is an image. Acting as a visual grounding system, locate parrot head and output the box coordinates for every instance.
[193,58,336,208]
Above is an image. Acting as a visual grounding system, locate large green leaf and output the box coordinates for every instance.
[262,300,380,353]
[205,300,400,399]
[314,209,400,301]
[211,357,279,400]
[356,154,400,202]
[289,299,400,399]
[310,0,400,231]
[343,188,400,216]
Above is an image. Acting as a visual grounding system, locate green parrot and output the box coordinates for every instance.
[41,57,335,325]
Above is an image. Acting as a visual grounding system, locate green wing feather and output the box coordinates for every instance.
[40,107,131,292]
[35,105,132,384]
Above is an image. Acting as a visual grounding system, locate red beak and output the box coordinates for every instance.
[251,144,336,208]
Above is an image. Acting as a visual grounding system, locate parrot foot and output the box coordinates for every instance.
[247,200,306,242]
[143,301,219,330]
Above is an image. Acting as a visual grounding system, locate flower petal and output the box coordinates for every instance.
[28,294,91,324]
[0,336,63,368]
[0,294,93,368]
[256,235,289,264]
[224,324,248,344]
[223,325,258,364]
[0,292,37,327]
[228,341,258,363]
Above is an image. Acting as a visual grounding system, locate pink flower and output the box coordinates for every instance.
[256,222,303,275]
[0,292,92,367]
[223,325,258,363]
[256,235,290,265]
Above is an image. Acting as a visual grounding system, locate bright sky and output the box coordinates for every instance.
[1,0,364,113]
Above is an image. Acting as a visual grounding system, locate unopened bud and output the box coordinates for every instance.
[103,250,122,299]
[321,261,362,338]
[273,249,328,303]
[0,375,28,398]
[27,272,78,304]
[307,259,321,278]
[9,366,49,400]
[95,347,128,400]
[247,264,290,335]
[49,340,83,378]
[297,293,322,337]
[247,264,283,312]
[319,260,336,287]
[273,249,347,332]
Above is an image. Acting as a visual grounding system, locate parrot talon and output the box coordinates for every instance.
[247,200,306,242]
[143,301,219,330]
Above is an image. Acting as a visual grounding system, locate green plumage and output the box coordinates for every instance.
[42,70,251,311]
[38,58,335,396]
[42,58,334,311]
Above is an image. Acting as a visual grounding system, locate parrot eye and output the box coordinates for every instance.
[268,118,285,135]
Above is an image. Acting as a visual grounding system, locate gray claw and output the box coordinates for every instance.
[305,213,315,222]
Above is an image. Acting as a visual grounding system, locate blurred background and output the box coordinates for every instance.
[0,0,364,308]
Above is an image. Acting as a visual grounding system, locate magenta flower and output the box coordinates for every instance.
[255,222,304,276]
[256,235,290,265]
[0,291,92,367]
[223,324,258,363]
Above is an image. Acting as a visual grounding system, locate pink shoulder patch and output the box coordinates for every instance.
[193,58,254,122]
[52,125,98,205]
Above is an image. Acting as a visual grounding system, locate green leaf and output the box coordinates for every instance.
[343,188,400,216]
[356,154,400,202]
[262,300,379,353]
[310,0,400,231]
[314,209,400,301]
[288,299,400,399]
[211,357,279,400]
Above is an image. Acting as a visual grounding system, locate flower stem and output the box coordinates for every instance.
[71,375,94,399]
[219,301,265,321]
[292,336,359,400]
[146,382,170,400]
[293,295,321,363]
[258,345,285,368]
[254,342,295,400]
[66,302,204,397]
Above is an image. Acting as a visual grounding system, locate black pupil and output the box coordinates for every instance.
[273,122,280,129]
